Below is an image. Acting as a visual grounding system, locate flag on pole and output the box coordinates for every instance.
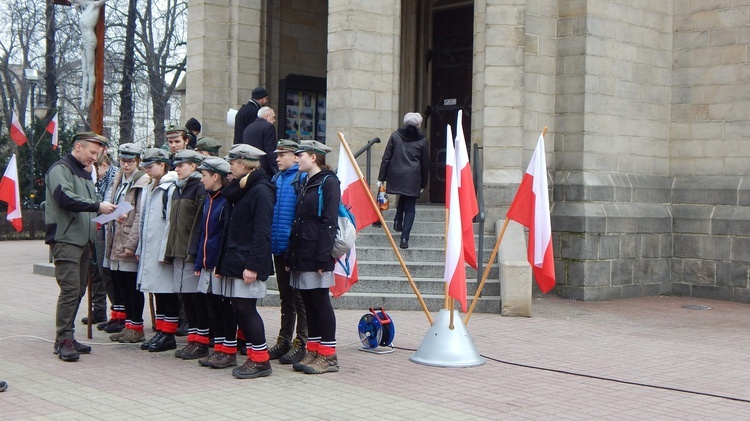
[46,112,59,150]
[0,154,23,232]
[506,131,556,293]
[454,110,478,270]
[10,111,27,147]
[331,143,380,297]
[445,125,467,311]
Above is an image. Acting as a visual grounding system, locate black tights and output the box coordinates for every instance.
[232,298,265,345]
[299,288,336,342]
[181,292,210,331]
[207,293,237,341]
[111,270,144,323]
[154,293,179,318]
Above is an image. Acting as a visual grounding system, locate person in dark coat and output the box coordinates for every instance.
[215,144,276,379]
[377,112,430,249]
[285,140,340,375]
[233,87,269,145]
[241,106,278,176]
[185,117,201,148]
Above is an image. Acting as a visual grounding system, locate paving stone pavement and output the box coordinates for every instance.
[1,240,750,420]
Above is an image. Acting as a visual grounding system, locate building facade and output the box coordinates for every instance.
[183,0,750,303]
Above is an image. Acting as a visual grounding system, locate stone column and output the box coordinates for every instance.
[185,0,264,147]
[327,0,401,161]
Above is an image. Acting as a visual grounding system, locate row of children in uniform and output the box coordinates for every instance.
[95,129,340,379]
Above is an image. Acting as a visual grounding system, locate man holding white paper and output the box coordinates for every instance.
[45,132,116,362]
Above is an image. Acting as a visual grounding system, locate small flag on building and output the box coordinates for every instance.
[0,154,23,232]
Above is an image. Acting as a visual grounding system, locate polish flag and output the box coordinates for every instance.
[0,154,23,232]
[331,143,380,297]
[454,110,478,270]
[10,111,27,147]
[444,125,467,311]
[46,112,59,150]
[506,131,556,293]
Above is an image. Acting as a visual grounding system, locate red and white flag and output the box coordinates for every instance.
[46,112,59,150]
[10,111,27,147]
[506,131,556,293]
[331,143,380,298]
[454,110,478,270]
[444,125,467,311]
[0,154,23,232]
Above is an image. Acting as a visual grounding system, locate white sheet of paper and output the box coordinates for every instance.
[92,201,134,225]
[227,108,238,127]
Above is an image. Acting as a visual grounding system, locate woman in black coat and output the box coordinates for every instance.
[285,140,340,375]
[377,112,430,249]
[215,144,275,379]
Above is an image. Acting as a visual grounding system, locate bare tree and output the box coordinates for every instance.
[118,0,137,144]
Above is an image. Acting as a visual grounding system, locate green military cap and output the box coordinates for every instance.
[166,126,188,135]
[225,144,266,161]
[197,156,231,176]
[141,148,171,165]
[74,131,108,147]
[172,149,205,165]
[295,140,331,156]
[274,139,300,154]
[195,137,222,155]
[118,143,142,160]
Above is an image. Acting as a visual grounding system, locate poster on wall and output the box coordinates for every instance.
[279,75,327,144]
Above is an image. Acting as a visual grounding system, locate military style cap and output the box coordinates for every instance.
[73,131,108,147]
[274,139,300,154]
[295,140,331,156]
[118,143,142,160]
[141,148,171,165]
[225,144,266,161]
[166,126,188,135]
[172,149,205,165]
[195,137,222,154]
[197,156,231,176]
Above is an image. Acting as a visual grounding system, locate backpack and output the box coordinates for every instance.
[317,175,357,273]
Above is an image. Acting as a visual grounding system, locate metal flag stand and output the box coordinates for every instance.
[409,309,484,367]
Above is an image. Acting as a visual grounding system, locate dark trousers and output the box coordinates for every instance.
[206,293,237,342]
[395,195,418,241]
[273,255,307,343]
[182,292,211,332]
[53,242,91,340]
[155,293,179,319]
[111,270,144,324]
[299,288,336,343]
[233,298,265,345]
[90,229,114,313]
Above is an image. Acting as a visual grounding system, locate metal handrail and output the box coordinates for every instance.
[473,143,485,287]
[353,137,381,185]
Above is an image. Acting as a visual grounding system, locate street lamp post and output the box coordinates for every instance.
[24,68,50,210]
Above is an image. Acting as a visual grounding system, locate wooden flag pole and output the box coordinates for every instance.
[465,218,509,325]
[465,125,548,325]
[338,132,434,325]
[86,261,93,339]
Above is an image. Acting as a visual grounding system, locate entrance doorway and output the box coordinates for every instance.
[426,4,473,203]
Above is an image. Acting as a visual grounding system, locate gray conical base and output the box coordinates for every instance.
[409,309,485,368]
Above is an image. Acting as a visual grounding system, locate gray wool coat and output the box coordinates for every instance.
[377,126,430,197]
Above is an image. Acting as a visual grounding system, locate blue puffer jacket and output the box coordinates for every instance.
[194,189,227,271]
[271,164,306,255]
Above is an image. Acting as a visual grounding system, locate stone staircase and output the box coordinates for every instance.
[262,205,501,313]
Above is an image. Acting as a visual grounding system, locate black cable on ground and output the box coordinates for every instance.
[393,346,750,404]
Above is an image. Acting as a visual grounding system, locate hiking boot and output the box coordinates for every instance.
[198,351,219,367]
[279,338,306,364]
[141,332,163,350]
[118,328,145,343]
[53,340,91,355]
[180,342,209,360]
[109,329,128,341]
[302,354,339,374]
[103,319,126,333]
[175,322,189,337]
[210,352,237,369]
[56,339,80,362]
[268,337,291,360]
[293,351,317,372]
[175,342,195,358]
[232,359,272,379]
[148,333,176,352]
[82,310,107,325]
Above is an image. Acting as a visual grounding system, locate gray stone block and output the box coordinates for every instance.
[620,234,641,258]
[691,285,734,301]
[674,234,701,258]
[622,283,663,299]
[716,262,749,288]
[711,206,750,236]
[633,258,670,284]
[602,203,672,233]
[731,237,750,263]
[641,234,662,258]
[628,174,672,203]
[660,234,673,257]
[560,233,598,260]
[610,259,634,286]
[671,204,713,234]
[733,288,750,304]
[672,176,742,205]
[557,285,584,301]
[599,235,621,259]
[683,259,716,285]
[551,202,607,233]
[582,286,625,300]
[670,282,691,297]
[671,258,684,280]
[699,236,730,261]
